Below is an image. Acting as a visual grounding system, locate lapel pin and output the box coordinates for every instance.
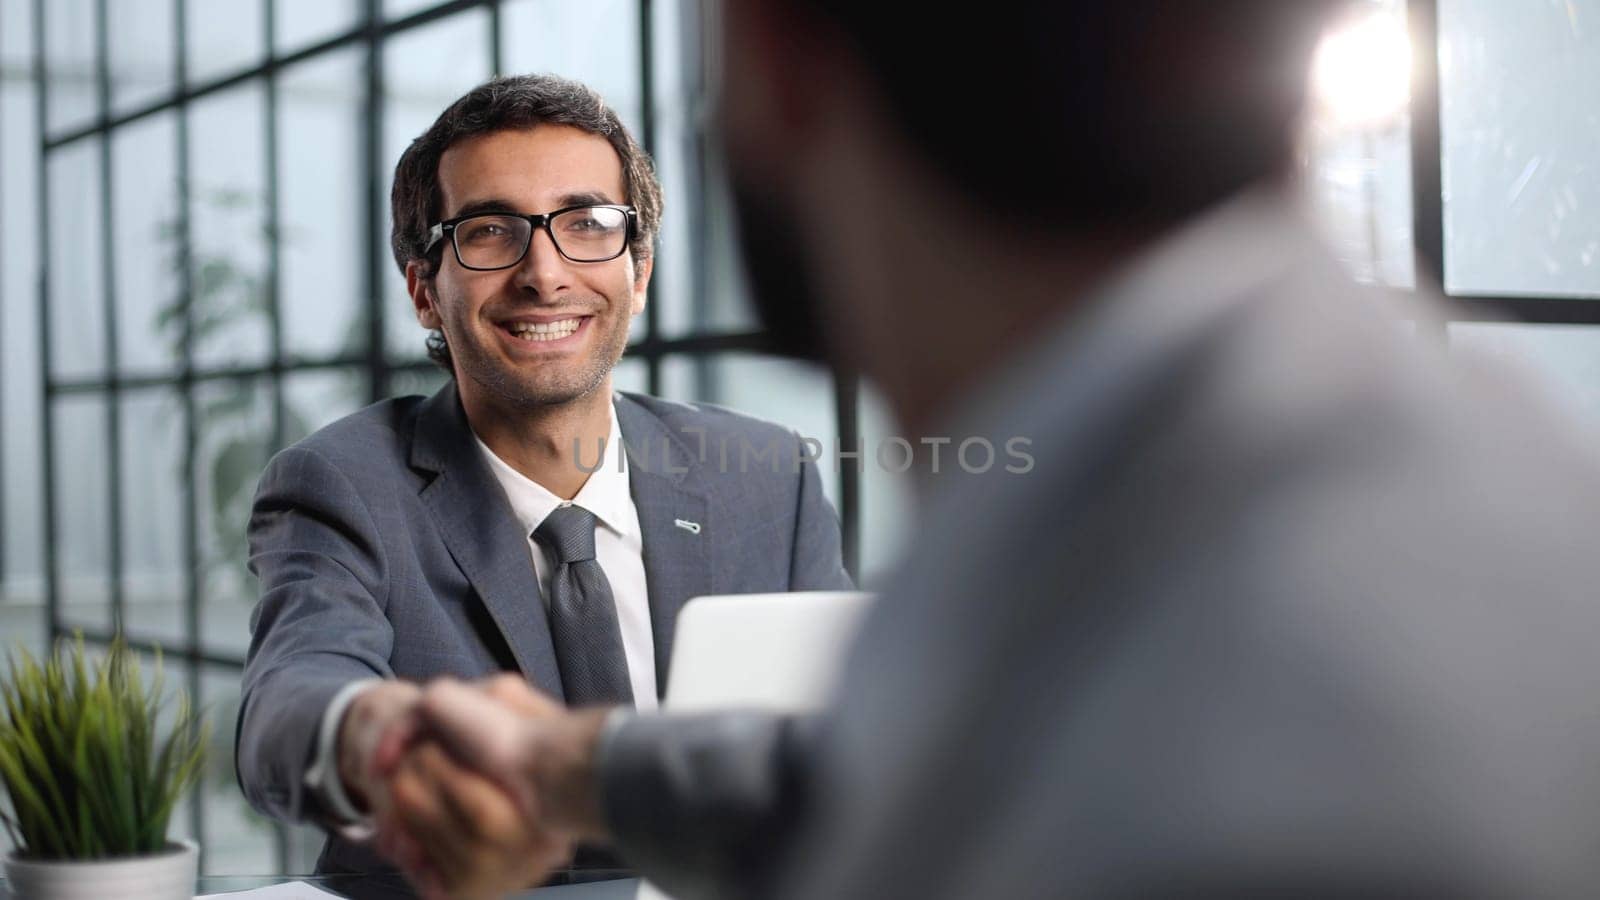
[674,518,702,535]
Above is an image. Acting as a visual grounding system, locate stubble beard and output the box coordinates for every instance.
[454,308,630,413]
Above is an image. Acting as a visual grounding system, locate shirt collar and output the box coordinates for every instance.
[472,395,635,539]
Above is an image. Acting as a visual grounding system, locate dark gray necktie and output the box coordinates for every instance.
[533,504,635,706]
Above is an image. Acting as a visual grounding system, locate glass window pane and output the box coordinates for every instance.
[282,821,328,877]
[276,0,362,55]
[279,49,368,361]
[663,353,841,509]
[388,365,451,401]
[1305,128,1415,289]
[201,665,278,874]
[108,0,176,115]
[119,388,186,646]
[0,605,44,684]
[186,0,264,86]
[382,8,491,362]
[649,107,692,340]
[1448,323,1600,437]
[384,0,441,20]
[113,111,181,377]
[1440,0,1600,298]
[283,368,370,446]
[651,0,687,132]
[858,383,911,586]
[0,13,44,654]
[1302,0,1415,289]
[195,378,272,656]
[47,139,107,381]
[54,395,113,633]
[45,0,96,136]
[385,285,429,364]
[500,0,642,133]
[611,355,648,395]
[693,175,760,336]
[190,82,271,370]
[3,0,46,605]
[651,0,744,338]
[657,0,687,337]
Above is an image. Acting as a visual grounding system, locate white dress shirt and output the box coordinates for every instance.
[471,396,659,710]
[305,395,656,828]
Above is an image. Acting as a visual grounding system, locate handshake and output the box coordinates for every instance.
[335,676,618,900]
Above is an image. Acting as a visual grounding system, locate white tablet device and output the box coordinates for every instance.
[662,590,873,712]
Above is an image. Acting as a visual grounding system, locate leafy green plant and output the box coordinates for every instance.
[0,636,209,860]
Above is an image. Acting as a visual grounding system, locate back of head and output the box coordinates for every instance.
[796,1,1346,230]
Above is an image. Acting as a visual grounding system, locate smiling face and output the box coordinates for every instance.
[406,125,651,415]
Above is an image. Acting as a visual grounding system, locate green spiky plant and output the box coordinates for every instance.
[0,636,209,861]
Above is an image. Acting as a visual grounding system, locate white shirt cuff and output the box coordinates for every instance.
[304,678,382,841]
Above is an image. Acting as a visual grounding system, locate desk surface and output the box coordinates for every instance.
[0,874,640,899]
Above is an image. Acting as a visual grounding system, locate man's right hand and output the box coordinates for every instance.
[417,676,613,841]
[366,676,615,899]
[336,680,423,814]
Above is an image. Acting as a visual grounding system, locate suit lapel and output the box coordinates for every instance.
[616,394,711,698]
[409,383,565,699]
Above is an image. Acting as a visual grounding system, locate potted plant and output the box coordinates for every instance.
[0,636,208,899]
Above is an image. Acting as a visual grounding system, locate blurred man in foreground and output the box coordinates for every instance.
[370,2,1600,898]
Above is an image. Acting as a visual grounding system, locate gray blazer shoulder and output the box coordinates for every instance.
[285,394,424,456]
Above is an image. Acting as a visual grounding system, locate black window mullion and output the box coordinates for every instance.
[50,353,378,394]
[1441,295,1600,325]
[684,0,716,403]
[833,371,860,583]
[639,0,662,396]
[1407,0,1448,343]
[173,0,207,864]
[66,626,246,671]
[364,0,388,403]
[488,0,502,74]
[264,0,292,866]
[264,0,286,452]
[31,0,61,650]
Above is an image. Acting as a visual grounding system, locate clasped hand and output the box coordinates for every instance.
[342,675,613,900]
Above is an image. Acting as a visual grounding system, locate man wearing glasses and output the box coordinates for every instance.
[234,74,851,879]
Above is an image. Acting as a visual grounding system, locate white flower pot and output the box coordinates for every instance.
[3,840,198,900]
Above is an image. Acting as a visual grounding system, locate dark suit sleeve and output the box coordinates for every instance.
[788,447,854,590]
[235,445,396,825]
[600,711,814,900]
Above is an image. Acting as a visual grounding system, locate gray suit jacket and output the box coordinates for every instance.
[600,192,1600,898]
[235,383,850,874]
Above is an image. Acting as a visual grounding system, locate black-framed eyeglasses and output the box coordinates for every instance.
[424,204,638,269]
